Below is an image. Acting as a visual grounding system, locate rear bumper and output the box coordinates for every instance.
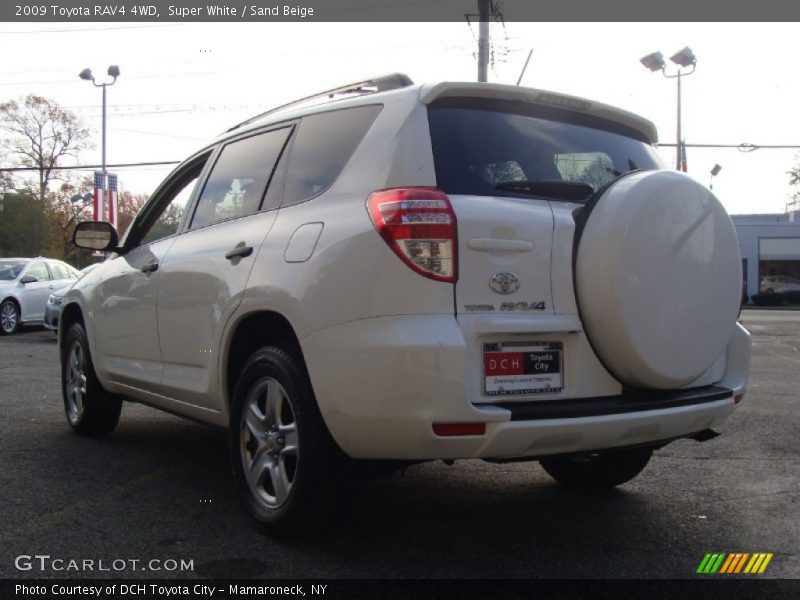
[302,315,750,460]
[494,385,733,420]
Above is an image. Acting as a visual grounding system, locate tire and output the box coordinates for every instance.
[229,346,355,535]
[61,322,122,435]
[0,299,20,335]
[540,448,653,493]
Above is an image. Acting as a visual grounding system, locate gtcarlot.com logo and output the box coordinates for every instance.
[15,554,194,573]
[696,552,774,574]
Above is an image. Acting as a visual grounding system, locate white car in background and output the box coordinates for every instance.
[759,275,800,294]
[0,257,80,335]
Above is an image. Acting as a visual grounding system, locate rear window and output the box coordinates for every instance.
[427,98,662,200]
[281,105,382,207]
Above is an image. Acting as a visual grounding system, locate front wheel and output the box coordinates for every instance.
[229,346,355,534]
[61,322,122,435]
[0,299,20,335]
[539,448,653,492]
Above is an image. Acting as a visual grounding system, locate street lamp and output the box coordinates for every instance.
[710,163,722,190]
[640,47,697,171]
[78,65,120,222]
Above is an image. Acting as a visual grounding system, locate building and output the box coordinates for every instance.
[732,211,800,303]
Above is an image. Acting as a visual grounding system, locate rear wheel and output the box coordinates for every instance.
[0,299,20,335]
[230,346,355,534]
[61,322,122,435]
[540,448,652,492]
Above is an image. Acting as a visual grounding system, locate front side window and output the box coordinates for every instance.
[281,105,382,207]
[136,158,208,248]
[190,127,291,229]
[0,260,28,281]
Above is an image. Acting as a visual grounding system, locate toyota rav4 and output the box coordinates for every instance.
[63,74,750,533]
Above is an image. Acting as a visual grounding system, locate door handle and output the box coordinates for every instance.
[141,261,159,273]
[225,244,253,260]
[467,238,534,252]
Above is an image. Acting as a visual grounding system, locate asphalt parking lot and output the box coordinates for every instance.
[0,310,797,580]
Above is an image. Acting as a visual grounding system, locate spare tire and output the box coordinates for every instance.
[574,170,741,389]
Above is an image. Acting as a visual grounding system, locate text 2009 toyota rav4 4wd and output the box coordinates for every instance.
[64,74,750,533]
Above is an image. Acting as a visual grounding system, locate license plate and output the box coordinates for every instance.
[483,341,563,396]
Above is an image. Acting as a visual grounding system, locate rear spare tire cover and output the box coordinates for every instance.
[575,170,741,389]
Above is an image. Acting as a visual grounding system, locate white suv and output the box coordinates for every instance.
[64,74,750,533]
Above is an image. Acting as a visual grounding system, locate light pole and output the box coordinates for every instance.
[640,47,697,171]
[78,65,120,222]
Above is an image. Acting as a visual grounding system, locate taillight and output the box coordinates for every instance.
[366,187,457,283]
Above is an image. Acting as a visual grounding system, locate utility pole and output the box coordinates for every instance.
[477,0,491,82]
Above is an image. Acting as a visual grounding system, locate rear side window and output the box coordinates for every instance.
[26,261,50,281]
[49,262,69,280]
[281,105,381,207]
[427,99,662,199]
[190,127,291,229]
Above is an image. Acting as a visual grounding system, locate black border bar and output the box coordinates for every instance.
[4,0,800,22]
[493,385,732,420]
[3,578,799,600]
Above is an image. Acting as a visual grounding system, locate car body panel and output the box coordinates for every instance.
[88,239,175,389]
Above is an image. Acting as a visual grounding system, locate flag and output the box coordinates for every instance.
[93,171,105,222]
[107,174,118,229]
[680,140,688,173]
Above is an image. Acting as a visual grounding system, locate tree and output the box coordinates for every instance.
[44,177,94,263]
[116,190,149,238]
[0,188,42,257]
[0,95,91,204]
[789,157,800,212]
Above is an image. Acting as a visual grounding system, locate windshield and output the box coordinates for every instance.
[427,98,663,201]
[0,260,28,281]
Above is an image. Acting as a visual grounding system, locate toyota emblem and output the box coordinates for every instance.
[489,272,520,295]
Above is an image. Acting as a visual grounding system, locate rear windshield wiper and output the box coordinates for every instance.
[495,180,595,202]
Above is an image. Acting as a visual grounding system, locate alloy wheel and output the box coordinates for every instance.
[240,377,299,509]
[65,341,87,424]
[0,302,18,333]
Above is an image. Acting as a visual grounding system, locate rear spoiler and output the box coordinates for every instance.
[420,82,658,145]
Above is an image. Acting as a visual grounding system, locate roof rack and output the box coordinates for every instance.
[227,73,414,133]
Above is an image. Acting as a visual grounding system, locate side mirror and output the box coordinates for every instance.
[73,221,119,252]
[19,275,39,284]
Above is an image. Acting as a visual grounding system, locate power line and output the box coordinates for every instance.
[110,127,208,142]
[0,161,180,173]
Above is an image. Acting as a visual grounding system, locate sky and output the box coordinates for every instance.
[1,21,798,215]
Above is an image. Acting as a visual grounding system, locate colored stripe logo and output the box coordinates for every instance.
[697,552,773,574]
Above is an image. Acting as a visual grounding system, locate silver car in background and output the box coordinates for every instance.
[0,257,80,335]
[43,264,100,333]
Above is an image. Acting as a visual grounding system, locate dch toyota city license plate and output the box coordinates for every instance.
[483,341,563,396]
